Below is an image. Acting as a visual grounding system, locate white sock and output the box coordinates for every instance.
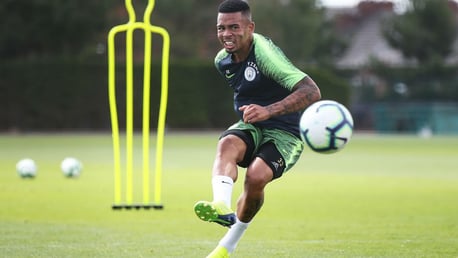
[218,218,249,253]
[212,175,233,207]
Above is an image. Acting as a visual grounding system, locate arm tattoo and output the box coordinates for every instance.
[266,77,321,117]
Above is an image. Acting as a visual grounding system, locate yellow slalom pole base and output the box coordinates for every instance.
[112,204,164,210]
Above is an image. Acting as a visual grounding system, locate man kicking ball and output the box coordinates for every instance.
[194,0,321,257]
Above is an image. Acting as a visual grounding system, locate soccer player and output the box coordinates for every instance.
[194,0,321,257]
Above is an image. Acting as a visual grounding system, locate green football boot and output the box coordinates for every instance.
[194,200,236,228]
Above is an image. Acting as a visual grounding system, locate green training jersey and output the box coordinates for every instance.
[214,33,307,137]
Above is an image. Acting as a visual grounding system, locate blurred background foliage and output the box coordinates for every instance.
[0,0,457,132]
[383,0,457,64]
[0,0,344,64]
[1,0,456,65]
[0,1,111,61]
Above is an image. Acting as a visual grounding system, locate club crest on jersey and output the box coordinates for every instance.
[244,61,259,82]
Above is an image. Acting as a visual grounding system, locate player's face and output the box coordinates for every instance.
[217,12,254,61]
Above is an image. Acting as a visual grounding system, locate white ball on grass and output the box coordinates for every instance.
[60,157,83,178]
[16,158,37,178]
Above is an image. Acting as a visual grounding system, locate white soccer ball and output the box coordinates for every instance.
[300,100,354,154]
[60,157,83,177]
[16,158,37,178]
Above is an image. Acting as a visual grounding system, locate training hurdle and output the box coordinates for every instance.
[108,0,169,210]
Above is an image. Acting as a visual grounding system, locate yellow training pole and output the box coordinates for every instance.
[108,0,169,210]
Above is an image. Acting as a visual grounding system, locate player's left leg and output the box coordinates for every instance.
[236,156,274,222]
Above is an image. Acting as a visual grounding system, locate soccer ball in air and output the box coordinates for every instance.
[299,100,354,154]
[16,158,37,178]
[61,157,83,177]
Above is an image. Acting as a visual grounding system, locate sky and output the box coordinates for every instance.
[318,0,410,12]
[319,0,366,7]
[319,0,404,7]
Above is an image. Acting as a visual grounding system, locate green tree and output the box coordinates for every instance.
[382,0,457,64]
[151,0,342,64]
[152,0,220,60]
[0,0,343,65]
[0,0,111,60]
[250,0,344,65]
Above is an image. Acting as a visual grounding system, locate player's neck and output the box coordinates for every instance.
[232,40,253,63]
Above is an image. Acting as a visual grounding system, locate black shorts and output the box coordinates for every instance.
[220,129,286,179]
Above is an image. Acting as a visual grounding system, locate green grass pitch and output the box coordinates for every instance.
[0,132,457,257]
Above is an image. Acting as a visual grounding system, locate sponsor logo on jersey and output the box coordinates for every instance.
[225,70,235,79]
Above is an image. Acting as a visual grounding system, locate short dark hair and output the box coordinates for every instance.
[218,0,250,14]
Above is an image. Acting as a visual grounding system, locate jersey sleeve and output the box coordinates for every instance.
[214,49,229,76]
[254,33,307,91]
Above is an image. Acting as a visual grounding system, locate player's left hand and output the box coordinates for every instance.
[239,104,270,123]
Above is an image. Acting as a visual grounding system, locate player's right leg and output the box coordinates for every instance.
[194,200,236,227]
[194,122,258,228]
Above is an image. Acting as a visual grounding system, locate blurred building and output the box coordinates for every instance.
[328,1,458,68]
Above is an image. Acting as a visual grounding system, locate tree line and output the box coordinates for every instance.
[1,0,455,67]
